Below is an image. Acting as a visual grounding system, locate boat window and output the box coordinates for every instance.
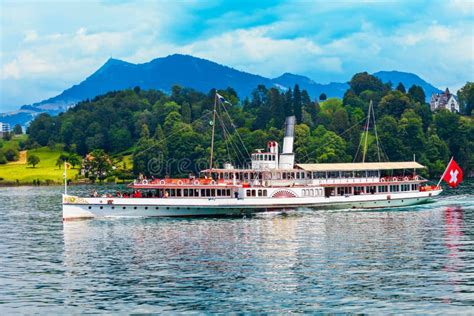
[341,171,352,178]
[401,184,410,191]
[367,186,376,194]
[226,189,231,196]
[354,186,364,195]
[328,171,339,178]
[355,171,365,178]
[390,185,400,192]
[411,184,418,191]
[263,190,267,197]
[368,171,378,177]
[378,185,388,193]
[258,189,262,197]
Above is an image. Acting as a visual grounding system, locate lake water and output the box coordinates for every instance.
[0,182,473,313]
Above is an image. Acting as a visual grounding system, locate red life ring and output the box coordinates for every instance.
[177,180,183,185]
[392,177,397,182]
[193,180,200,185]
[159,180,165,185]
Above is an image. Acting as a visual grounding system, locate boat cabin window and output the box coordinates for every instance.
[337,187,352,195]
[401,184,410,191]
[355,171,366,178]
[378,185,388,193]
[390,185,400,192]
[368,170,379,177]
[366,186,376,194]
[246,189,267,197]
[341,171,352,178]
[411,184,418,191]
[354,186,364,195]
[313,172,326,179]
[328,171,339,178]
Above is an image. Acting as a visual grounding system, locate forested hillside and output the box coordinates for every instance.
[25,73,474,178]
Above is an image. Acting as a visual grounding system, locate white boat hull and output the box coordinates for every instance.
[62,190,442,220]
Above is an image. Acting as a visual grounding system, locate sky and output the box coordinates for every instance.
[1,0,473,112]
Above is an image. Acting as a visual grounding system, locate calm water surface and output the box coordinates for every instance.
[0,182,473,313]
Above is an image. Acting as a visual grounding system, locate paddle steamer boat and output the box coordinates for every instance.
[63,97,442,220]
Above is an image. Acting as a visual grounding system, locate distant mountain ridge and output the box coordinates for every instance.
[1,54,442,126]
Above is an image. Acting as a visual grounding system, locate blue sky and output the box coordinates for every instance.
[1,0,473,112]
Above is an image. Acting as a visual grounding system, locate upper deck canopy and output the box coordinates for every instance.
[296,161,425,172]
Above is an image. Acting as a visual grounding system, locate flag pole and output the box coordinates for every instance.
[209,93,218,171]
[64,161,68,195]
[436,156,453,188]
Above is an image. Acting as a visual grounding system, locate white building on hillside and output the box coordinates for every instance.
[0,122,11,138]
[430,88,460,112]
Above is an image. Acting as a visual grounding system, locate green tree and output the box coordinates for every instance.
[13,124,22,134]
[0,150,7,164]
[84,149,112,183]
[396,82,406,93]
[319,93,327,101]
[27,113,56,146]
[68,153,82,169]
[349,72,384,95]
[408,85,426,104]
[181,101,192,123]
[27,154,40,168]
[379,90,412,118]
[4,148,19,162]
[293,84,302,123]
[457,82,474,115]
[378,115,405,161]
[56,154,69,169]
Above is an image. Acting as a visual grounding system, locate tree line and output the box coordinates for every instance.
[25,74,474,178]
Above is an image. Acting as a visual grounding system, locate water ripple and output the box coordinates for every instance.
[0,182,473,313]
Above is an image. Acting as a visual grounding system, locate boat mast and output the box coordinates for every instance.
[63,161,68,195]
[209,92,218,171]
[362,100,372,163]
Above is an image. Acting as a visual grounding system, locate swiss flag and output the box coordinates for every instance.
[442,158,463,188]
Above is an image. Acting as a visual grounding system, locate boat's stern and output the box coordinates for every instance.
[62,194,95,221]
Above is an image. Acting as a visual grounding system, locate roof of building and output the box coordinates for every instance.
[296,161,425,171]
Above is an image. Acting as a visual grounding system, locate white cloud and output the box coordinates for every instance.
[1,0,473,110]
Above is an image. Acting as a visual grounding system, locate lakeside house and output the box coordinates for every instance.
[430,88,460,112]
[0,122,11,138]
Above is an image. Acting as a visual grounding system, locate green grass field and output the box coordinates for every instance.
[0,146,80,184]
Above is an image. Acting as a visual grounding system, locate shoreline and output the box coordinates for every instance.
[0,181,132,188]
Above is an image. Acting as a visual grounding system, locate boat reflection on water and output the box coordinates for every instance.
[443,207,465,303]
[60,201,474,312]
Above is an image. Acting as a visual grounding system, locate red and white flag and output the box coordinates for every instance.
[442,158,463,188]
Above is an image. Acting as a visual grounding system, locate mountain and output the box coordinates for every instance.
[373,70,442,99]
[1,54,443,126]
[272,73,348,99]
